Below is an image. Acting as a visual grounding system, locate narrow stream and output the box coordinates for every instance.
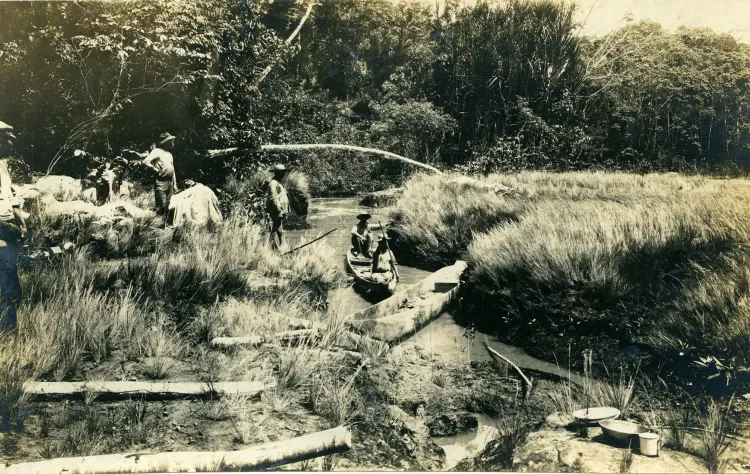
[289,197,583,384]
[289,197,582,468]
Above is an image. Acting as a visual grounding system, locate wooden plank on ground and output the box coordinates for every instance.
[0,426,352,474]
[211,329,320,349]
[23,381,268,401]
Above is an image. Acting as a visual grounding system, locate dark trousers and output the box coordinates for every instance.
[154,179,173,220]
[270,215,284,251]
[0,229,20,333]
[351,234,373,258]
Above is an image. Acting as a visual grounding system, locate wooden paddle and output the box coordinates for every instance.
[378,220,399,281]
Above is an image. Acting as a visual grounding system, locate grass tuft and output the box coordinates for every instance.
[696,397,734,474]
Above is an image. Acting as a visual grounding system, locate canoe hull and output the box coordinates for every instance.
[345,248,396,297]
[347,260,468,344]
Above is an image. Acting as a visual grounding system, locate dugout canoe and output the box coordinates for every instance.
[346,260,468,343]
[345,248,397,297]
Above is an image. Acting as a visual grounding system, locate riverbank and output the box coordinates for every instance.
[2,176,749,472]
[387,172,750,390]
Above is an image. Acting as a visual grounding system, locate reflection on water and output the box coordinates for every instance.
[431,413,499,470]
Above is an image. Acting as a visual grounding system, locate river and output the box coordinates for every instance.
[288,197,582,469]
[288,197,584,384]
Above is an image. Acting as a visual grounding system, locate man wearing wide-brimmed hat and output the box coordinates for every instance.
[0,121,26,333]
[142,132,178,220]
[350,213,388,259]
[266,164,290,250]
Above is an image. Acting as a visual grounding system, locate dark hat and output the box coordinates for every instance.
[158,132,176,146]
[356,213,371,221]
[270,164,288,173]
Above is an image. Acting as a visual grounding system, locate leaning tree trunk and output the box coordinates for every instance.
[207,143,444,174]
[1,426,352,474]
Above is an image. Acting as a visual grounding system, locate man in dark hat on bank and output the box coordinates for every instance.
[266,164,290,251]
[350,213,388,259]
[142,132,178,221]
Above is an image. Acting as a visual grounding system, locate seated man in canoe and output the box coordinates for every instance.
[351,213,388,258]
[370,235,395,284]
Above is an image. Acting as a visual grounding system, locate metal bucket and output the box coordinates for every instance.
[639,432,661,457]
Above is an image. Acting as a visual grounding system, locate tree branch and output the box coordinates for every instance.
[256,0,316,86]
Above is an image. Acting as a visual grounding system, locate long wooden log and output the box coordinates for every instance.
[207,144,443,174]
[211,329,320,349]
[0,425,352,474]
[23,381,268,401]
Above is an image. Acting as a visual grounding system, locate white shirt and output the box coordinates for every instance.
[143,147,175,180]
[0,197,14,222]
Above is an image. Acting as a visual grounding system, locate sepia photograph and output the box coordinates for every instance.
[0,0,749,472]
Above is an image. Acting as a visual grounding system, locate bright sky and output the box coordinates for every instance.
[408,0,750,43]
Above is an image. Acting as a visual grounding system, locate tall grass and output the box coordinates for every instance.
[0,337,29,431]
[14,252,182,380]
[309,364,363,428]
[649,250,750,363]
[113,214,340,310]
[389,173,523,269]
[483,171,711,203]
[391,171,750,366]
[461,193,743,364]
[491,414,530,469]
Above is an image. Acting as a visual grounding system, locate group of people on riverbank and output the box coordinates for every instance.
[0,123,397,333]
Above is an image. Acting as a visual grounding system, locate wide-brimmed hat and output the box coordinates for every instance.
[270,164,289,173]
[356,213,371,221]
[0,121,13,131]
[157,132,176,146]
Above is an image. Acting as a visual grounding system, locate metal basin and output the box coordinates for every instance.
[599,419,650,442]
[572,407,620,423]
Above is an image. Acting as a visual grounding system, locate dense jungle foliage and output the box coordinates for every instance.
[2,0,750,195]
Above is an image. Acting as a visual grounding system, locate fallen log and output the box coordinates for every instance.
[483,340,534,398]
[0,425,352,474]
[23,381,268,402]
[207,144,443,174]
[211,329,320,349]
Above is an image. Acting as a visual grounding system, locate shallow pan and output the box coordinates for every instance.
[572,407,621,424]
[599,419,650,442]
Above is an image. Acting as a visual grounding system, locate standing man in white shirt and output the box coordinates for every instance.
[142,132,178,221]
